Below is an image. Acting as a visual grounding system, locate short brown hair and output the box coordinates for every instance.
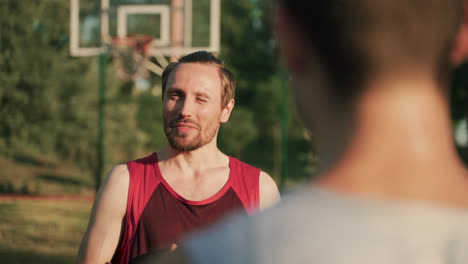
[280,0,464,99]
[161,51,236,108]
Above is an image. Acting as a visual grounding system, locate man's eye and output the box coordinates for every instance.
[197,97,208,103]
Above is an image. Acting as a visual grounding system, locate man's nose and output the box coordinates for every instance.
[177,98,193,118]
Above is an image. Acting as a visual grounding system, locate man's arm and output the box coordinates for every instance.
[76,164,129,264]
[259,171,281,210]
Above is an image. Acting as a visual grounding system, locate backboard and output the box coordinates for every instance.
[70,0,220,57]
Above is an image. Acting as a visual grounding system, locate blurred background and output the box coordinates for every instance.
[0,0,467,263]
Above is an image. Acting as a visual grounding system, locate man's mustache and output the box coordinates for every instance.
[169,117,200,130]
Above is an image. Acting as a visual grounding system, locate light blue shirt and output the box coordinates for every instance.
[185,187,468,264]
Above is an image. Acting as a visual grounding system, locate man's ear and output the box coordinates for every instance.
[220,99,235,123]
[274,3,309,74]
[451,0,468,66]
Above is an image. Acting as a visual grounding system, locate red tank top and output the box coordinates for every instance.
[111,153,260,264]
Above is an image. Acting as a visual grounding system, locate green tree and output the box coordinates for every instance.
[0,0,145,184]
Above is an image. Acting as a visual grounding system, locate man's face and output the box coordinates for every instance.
[163,63,229,152]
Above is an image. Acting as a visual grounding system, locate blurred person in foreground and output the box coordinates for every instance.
[75,51,280,264]
[136,0,468,263]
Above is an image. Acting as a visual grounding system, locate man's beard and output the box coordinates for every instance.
[163,116,218,152]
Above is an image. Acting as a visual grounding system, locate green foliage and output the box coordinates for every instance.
[217,0,315,181]
[1,1,95,164]
[136,91,166,151]
[219,106,258,157]
[0,0,146,180]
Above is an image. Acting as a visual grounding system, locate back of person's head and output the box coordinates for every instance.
[161,51,236,108]
[279,0,464,100]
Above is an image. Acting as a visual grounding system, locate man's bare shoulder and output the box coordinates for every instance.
[111,164,129,176]
[103,164,129,189]
[94,164,130,211]
[110,163,129,177]
[94,164,130,214]
[259,171,281,210]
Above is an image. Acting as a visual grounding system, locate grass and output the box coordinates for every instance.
[0,199,92,264]
[0,153,94,195]
[0,153,95,263]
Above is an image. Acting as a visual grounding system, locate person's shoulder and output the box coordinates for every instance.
[103,164,130,191]
[259,171,280,210]
[109,164,130,178]
[259,171,276,186]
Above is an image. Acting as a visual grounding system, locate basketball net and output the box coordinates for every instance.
[110,35,153,82]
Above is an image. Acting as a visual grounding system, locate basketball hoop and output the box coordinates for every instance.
[110,35,154,82]
[70,0,221,76]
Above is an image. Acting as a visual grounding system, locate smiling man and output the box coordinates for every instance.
[75,51,280,264]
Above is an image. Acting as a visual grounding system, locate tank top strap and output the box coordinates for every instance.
[228,156,261,215]
[112,152,161,264]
